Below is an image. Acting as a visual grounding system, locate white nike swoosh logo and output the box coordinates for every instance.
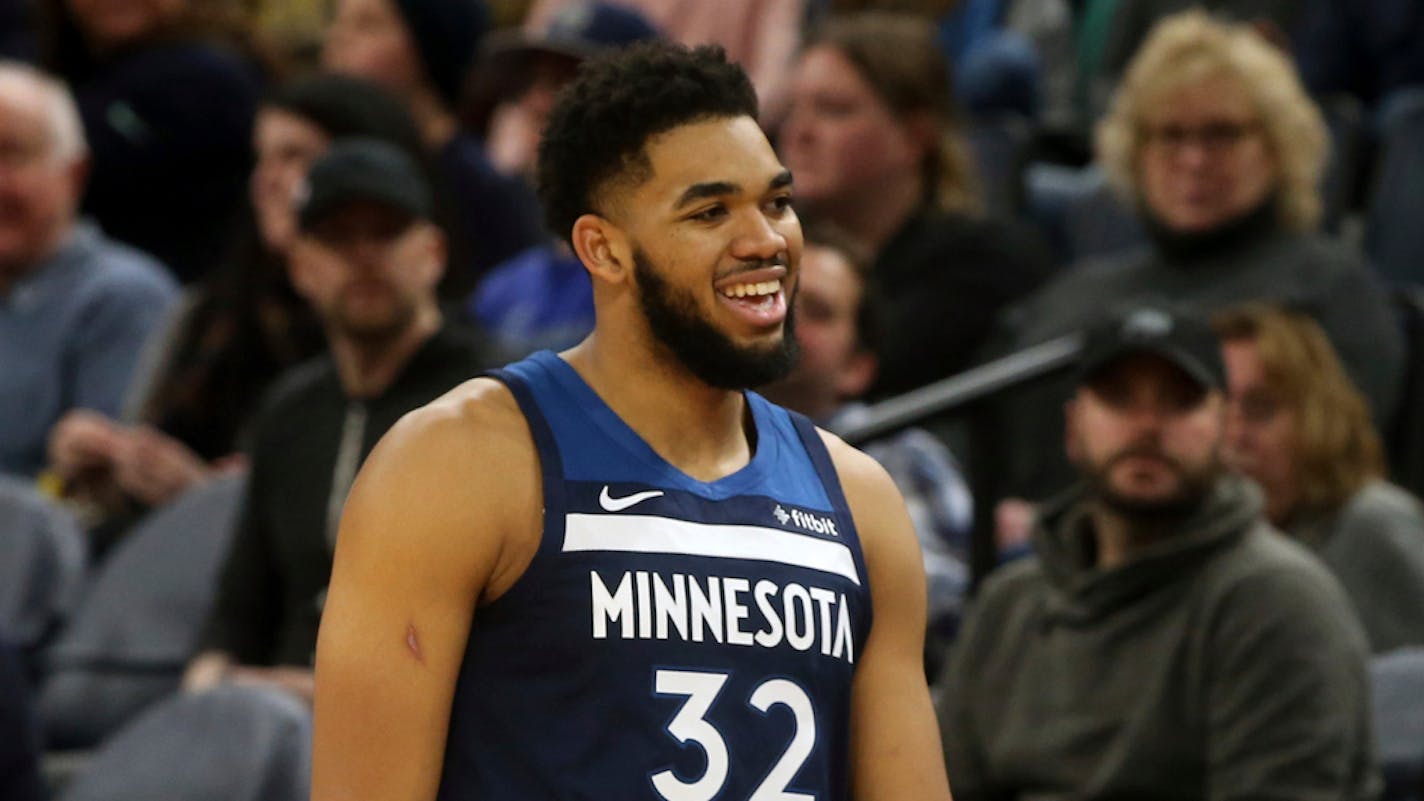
[599,486,665,512]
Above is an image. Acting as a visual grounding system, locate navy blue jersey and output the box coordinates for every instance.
[436,351,874,801]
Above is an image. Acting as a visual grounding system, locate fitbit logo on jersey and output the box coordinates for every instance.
[773,504,838,537]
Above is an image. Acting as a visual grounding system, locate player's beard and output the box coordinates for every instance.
[1078,442,1223,521]
[634,248,799,390]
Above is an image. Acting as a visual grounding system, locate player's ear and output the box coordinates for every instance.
[571,214,631,285]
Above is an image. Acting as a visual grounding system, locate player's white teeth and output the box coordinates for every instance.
[721,279,781,299]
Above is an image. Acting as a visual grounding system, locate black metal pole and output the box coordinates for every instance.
[831,332,1086,588]
[833,333,1085,446]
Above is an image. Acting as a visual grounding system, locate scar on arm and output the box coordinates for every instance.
[406,623,424,664]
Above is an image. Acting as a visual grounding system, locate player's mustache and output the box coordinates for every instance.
[718,256,789,280]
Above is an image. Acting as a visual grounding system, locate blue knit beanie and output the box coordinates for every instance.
[393,0,489,106]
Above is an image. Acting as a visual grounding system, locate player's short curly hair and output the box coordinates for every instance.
[536,40,760,243]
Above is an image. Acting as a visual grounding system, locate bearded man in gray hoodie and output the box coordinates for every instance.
[937,303,1377,801]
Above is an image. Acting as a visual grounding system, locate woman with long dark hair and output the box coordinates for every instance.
[46,73,426,544]
[780,12,1053,398]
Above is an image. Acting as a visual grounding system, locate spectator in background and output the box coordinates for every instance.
[246,0,331,67]
[523,0,806,124]
[45,73,424,548]
[37,0,264,284]
[938,304,1376,801]
[477,0,660,184]
[781,12,1053,399]
[51,139,486,801]
[936,0,1045,120]
[463,1,660,358]
[322,0,547,296]
[1085,0,1305,122]
[1292,0,1424,114]
[984,10,1402,503]
[1217,303,1424,654]
[0,634,45,801]
[758,230,973,650]
[182,139,488,709]
[0,61,177,479]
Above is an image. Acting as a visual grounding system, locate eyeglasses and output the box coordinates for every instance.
[1141,120,1261,153]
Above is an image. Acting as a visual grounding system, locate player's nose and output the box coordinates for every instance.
[731,207,789,262]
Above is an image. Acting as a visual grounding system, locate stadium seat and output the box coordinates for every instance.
[1022,162,1144,266]
[1317,93,1366,233]
[56,684,309,801]
[1372,647,1424,800]
[1388,287,1424,499]
[37,473,246,749]
[0,477,86,662]
[967,112,1033,217]
[1367,88,1424,285]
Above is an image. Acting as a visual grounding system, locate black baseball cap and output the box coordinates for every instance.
[296,138,433,231]
[1077,304,1226,391]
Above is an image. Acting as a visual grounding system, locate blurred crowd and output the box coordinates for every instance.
[1,0,1423,798]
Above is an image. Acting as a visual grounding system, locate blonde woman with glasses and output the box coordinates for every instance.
[983,9,1403,504]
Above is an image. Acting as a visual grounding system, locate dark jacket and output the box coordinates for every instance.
[938,476,1378,801]
[201,325,489,666]
[867,209,1054,399]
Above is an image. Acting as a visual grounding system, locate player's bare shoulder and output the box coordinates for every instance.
[365,376,534,499]
[814,429,903,511]
[812,427,920,567]
[339,375,543,604]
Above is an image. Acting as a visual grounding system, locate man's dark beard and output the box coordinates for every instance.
[327,279,419,346]
[634,248,799,390]
[1081,446,1222,521]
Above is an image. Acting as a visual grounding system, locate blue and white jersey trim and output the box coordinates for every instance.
[563,513,862,586]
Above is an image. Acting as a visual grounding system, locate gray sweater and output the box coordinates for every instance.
[938,477,1378,801]
[1289,480,1424,654]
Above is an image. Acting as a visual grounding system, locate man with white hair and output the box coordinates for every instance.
[0,61,177,478]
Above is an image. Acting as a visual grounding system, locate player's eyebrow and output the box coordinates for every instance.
[673,180,739,210]
[672,170,794,211]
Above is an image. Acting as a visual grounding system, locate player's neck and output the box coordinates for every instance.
[565,337,756,483]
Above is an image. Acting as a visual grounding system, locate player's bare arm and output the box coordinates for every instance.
[822,430,955,801]
[311,377,541,801]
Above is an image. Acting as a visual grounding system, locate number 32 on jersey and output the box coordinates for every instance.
[652,669,816,801]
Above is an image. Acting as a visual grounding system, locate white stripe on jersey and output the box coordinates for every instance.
[563,513,861,586]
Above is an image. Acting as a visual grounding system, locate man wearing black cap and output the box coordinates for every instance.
[184,139,488,703]
[936,304,1378,801]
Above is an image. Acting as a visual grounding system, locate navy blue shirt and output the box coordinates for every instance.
[437,351,873,801]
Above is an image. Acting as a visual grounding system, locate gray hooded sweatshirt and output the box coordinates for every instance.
[937,476,1378,801]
